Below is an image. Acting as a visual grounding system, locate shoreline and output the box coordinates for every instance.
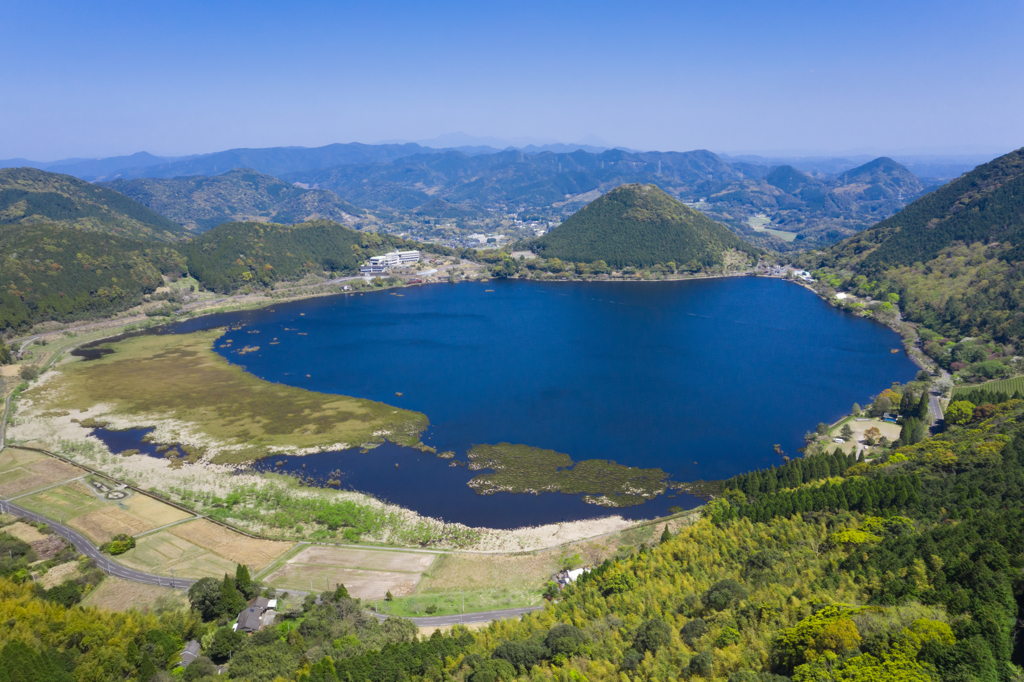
[3,269,925,549]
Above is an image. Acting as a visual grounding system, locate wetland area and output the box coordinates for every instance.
[82,277,918,529]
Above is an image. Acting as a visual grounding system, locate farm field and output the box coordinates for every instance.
[70,496,193,544]
[80,576,189,612]
[169,519,293,571]
[952,376,1024,399]
[263,545,433,599]
[117,528,238,579]
[282,545,436,573]
[0,448,84,497]
[17,481,107,521]
[265,563,422,599]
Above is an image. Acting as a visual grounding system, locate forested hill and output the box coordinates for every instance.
[181,220,427,293]
[797,147,1024,344]
[0,224,184,330]
[531,183,761,269]
[103,169,366,233]
[0,220,436,331]
[0,168,187,242]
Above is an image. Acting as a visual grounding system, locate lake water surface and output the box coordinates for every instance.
[92,277,919,527]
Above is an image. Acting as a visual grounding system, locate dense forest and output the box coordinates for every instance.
[0,168,188,242]
[797,148,1024,344]
[4,394,1024,681]
[532,184,761,270]
[181,221,433,293]
[0,220,443,331]
[0,223,185,330]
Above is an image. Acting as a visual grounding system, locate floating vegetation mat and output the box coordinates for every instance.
[466,443,672,507]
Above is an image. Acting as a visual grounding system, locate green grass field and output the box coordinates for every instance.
[17,482,106,520]
[378,587,543,618]
[951,376,1024,399]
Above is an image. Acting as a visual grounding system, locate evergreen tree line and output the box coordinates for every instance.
[730,474,922,524]
[722,448,856,498]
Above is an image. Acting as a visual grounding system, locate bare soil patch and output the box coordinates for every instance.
[80,576,189,612]
[31,535,68,560]
[170,519,292,570]
[287,546,435,573]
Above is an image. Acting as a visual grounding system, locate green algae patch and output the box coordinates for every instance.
[46,329,428,463]
[466,443,672,507]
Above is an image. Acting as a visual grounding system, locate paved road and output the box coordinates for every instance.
[0,497,195,590]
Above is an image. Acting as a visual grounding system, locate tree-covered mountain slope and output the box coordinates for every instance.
[531,183,761,269]
[798,148,1024,344]
[0,168,188,242]
[181,220,427,293]
[0,223,184,330]
[0,219,440,331]
[103,169,366,232]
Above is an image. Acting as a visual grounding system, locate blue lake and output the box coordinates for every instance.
[91,277,919,528]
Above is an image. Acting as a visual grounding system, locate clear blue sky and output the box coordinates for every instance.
[2,0,1022,160]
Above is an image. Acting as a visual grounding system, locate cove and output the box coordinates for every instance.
[90,277,919,528]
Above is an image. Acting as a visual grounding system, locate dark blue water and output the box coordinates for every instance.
[89,278,919,527]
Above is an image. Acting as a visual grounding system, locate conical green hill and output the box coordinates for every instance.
[533,183,760,269]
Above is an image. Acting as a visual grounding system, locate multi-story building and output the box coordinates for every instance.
[359,250,420,275]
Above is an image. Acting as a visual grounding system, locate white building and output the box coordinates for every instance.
[359,250,420,274]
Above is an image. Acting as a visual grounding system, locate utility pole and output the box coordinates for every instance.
[461,590,464,624]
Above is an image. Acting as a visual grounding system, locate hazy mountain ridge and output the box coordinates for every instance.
[532,183,761,269]
[103,169,366,233]
[0,167,188,241]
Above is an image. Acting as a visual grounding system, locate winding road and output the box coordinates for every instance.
[0,497,195,590]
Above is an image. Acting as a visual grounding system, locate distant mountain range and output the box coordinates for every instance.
[532,183,760,269]
[102,169,366,233]
[0,142,998,249]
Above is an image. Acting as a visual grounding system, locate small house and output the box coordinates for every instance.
[177,640,200,668]
[234,607,264,633]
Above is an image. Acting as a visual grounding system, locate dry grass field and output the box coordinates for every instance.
[263,545,434,599]
[169,519,292,570]
[80,577,189,612]
[285,546,435,573]
[1,521,49,543]
[0,449,84,498]
[39,561,79,589]
[418,552,559,594]
[117,529,238,579]
[266,564,421,599]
